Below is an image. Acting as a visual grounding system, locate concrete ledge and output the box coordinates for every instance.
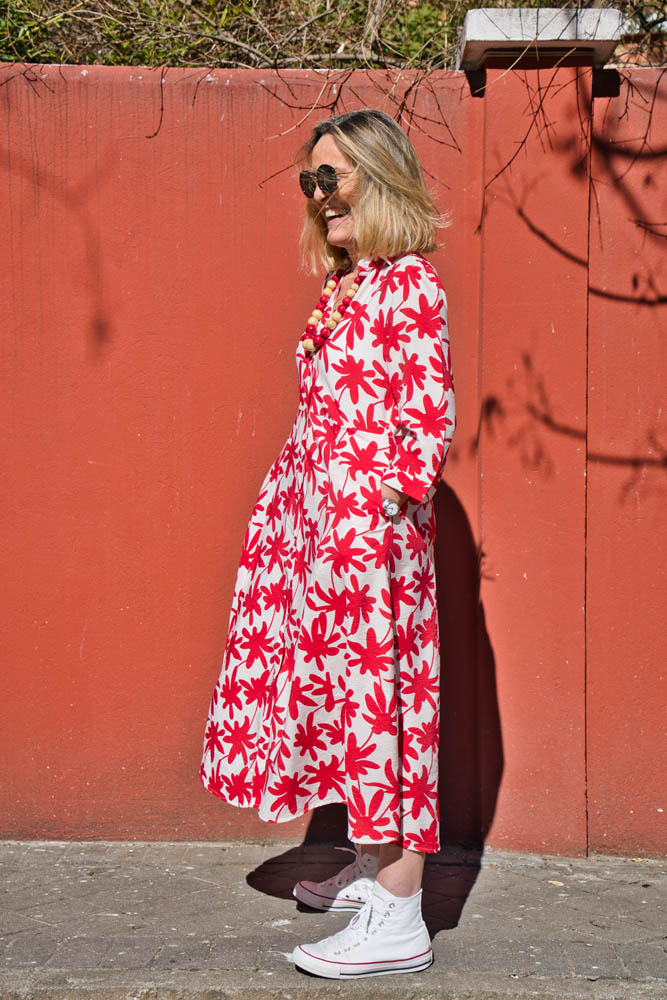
[457,8,624,70]
[0,969,664,1000]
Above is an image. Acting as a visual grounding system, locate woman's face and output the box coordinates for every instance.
[309,133,358,256]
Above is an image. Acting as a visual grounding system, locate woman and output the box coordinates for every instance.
[201,108,455,978]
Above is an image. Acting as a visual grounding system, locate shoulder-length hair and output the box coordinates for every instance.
[298,109,446,273]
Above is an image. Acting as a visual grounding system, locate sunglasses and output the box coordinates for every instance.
[299,164,352,198]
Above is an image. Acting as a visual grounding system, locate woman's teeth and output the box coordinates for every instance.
[325,208,349,220]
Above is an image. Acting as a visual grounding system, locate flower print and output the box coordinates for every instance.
[347,627,394,676]
[239,620,274,669]
[264,531,291,574]
[307,579,348,626]
[403,395,454,440]
[390,574,417,617]
[298,612,342,672]
[201,253,453,856]
[261,580,290,615]
[304,755,345,799]
[219,673,243,713]
[400,660,439,714]
[309,670,336,713]
[345,732,380,780]
[223,766,253,806]
[365,529,395,569]
[288,675,317,721]
[405,818,439,853]
[331,355,376,405]
[326,485,367,530]
[395,352,428,404]
[320,718,345,746]
[401,727,419,764]
[338,438,386,481]
[240,668,271,709]
[416,608,439,648]
[344,575,376,633]
[268,773,310,816]
[413,564,435,605]
[404,524,427,558]
[415,715,439,753]
[367,758,400,812]
[402,764,437,819]
[348,403,387,437]
[203,720,225,761]
[344,300,370,347]
[395,616,420,665]
[362,681,398,736]
[370,307,409,361]
[206,760,225,798]
[347,786,391,840]
[294,714,327,761]
[321,527,367,577]
[222,717,255,766]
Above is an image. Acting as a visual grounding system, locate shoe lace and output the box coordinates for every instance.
[328,897,396,955]
[324,846,374,890]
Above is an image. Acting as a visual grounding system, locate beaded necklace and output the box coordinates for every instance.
[300,263,368,355]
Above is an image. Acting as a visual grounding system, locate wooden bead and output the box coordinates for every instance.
[326,280,338,290]
[312,309,323,320]
[331,311,342,323]
[349,283,359,294]
[325,318,336,330]
[303,338,315,351]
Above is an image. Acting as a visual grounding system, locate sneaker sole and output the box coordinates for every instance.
[293,881,367,911]
[293,944,434,978]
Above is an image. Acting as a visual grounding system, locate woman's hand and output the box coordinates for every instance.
[381,482,407,506]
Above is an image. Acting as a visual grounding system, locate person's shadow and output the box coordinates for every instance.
[247,482,503,938]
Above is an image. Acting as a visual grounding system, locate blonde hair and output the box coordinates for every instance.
[298,109,445,273]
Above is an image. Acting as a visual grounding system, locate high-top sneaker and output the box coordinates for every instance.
[292,879,433,978]
[293,846,378,911]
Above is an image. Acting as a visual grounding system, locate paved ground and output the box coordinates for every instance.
[0,840,665,999]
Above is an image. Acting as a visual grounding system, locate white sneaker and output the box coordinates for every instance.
[293,846,377,912]
[292,880,433,978]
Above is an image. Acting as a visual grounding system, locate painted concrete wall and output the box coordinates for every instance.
[1,64,664,855]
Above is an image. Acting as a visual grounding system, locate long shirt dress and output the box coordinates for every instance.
[200,252,455,853]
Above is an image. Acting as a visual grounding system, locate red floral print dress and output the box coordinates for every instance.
[201,253,455,853]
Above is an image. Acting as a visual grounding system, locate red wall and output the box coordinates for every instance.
[1,64,665,855]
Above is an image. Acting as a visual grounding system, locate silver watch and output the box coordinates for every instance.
[382,496,400,518]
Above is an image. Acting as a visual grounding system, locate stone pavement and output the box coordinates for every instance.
[0,840,665,999]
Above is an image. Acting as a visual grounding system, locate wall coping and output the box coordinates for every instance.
[457,7,624,70]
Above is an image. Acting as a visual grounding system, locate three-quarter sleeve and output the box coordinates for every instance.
[375,257,455,503]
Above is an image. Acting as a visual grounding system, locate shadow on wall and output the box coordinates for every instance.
[247,482,502,936]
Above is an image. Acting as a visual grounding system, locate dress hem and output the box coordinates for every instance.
[201,772,440,854]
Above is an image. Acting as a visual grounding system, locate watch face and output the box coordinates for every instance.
[383,498,399,517]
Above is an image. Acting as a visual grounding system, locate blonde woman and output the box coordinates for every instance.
[201,109,455,978]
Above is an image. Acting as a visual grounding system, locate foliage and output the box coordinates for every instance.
[0,0,664,69]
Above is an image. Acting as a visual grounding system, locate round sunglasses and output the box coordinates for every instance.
[299,164,352,199]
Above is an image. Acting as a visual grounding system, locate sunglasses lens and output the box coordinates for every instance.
[317,165,338,195]
[299,171,316,198]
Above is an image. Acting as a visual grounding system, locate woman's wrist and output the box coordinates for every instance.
[381,481,407,505]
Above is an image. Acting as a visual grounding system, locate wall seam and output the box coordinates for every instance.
[583,68,593,858]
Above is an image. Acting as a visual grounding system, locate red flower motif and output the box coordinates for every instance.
[345,732,380,780]
[401,660,439,714]
[362,681,398,736]
[347,627,394,676]
[304,755,345,799]
[294,714,327,761]
[402,764,437,819]
[268,773,311,816]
